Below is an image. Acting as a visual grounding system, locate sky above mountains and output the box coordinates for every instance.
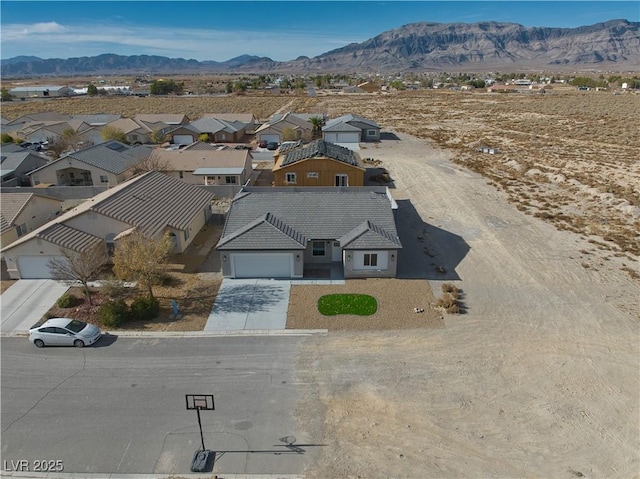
[1,1,638,62]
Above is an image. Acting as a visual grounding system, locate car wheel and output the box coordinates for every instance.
[74,339,85,348]
[34,339,45,348]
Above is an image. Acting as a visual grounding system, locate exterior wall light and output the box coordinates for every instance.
[296,254,300,261]
[391,253,395,261]
[346,254,351,261]
[222,255,227,262]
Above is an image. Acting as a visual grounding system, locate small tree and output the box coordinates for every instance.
[198,133,210,142]
[1,88,12,102]
[309,116,324,139]
[87,84,99,96]
[47,244,109,305]
[101,125,127,143]
[130,154,171,174]
[281,126,297,141]
[150,128,168,144]
[112,231,173,298]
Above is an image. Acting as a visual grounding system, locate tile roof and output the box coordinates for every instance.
[1,151,47,177]
[91,171,216,237]
[37,223,103,253]
[217,212,307,250]
[218,187,401,250]
[0,193,34,226]
[149,148,250,171]
[279,139,361,167]
[2,172,215,253]
[324,114,380,129]
[47,141,151,175]
[189,117,239,134]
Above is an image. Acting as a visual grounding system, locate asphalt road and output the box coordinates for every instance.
[1,335,319,476]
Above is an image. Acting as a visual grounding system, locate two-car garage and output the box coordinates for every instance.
[229,253,294,278]
[16,256,67,279]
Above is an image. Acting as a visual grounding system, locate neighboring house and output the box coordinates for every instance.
[0,193,63,248]
[28,141,152,187]
[322,114,381,143]
[100,118,153,144]
[164,124,201,145]
[272,139,365,187]
[2,171,216,279]
[134,114,190,128]
[217,186,401,279]
[9,85,74,99]
[0,151,49,186]
[211,113,258,133]
[3,112,72,129]
[254,112,314,144]
[148,147,253,186]
[187,116,247,143]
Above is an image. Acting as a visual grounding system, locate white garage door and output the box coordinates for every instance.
[260,134,280,143]
[231,253,293,278]
[18,256,67,279]
[173,134,194,145]
[324,132,360,143]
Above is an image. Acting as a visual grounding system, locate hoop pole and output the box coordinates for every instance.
[197,408,206,451]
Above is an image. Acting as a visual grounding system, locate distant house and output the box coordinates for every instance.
[148,146,253,186]
[357,81,380,93]
[2,171,216,279]
[254,112,314,144]
[0,193,64,248]
[9,85,74,99]
[272,139,365,187]
[0,150,49,187]
[28,141,152,187]
[100,118,153,144]
[186,116,248,143]
[217,186,401,279]
[322,114,381,143]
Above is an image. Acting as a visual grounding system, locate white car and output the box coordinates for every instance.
[29,318,102,348]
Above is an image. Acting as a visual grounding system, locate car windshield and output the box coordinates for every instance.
[65,319,87,333]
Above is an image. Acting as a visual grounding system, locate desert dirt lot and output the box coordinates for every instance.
[293,129,639,478]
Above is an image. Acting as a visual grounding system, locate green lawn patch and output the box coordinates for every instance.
[317,294,378,316]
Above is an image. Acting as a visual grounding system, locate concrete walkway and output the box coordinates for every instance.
[0,280,69,334]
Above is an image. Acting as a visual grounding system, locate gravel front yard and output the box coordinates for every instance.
[286,278,445,330]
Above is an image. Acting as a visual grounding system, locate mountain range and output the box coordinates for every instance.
[2,19,638,77]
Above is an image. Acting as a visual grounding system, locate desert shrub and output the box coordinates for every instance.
[436,292,457,309]
[130,296,160,321]
[56,293,79,308]
[441,283,459,298]
[1,133,13,144]
[100,277,127,298]
[98,299,129,328]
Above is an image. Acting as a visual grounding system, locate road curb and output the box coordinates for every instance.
[1,329,328,338]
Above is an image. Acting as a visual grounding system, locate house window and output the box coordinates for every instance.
[286,173,297,184]
[307,172,319,178]
[16,223,27,237]
[335,174,348,187]
[312,241,326,256]
[32,175,40,185]
[364,253,378,267]
[225,176,237,184]
[99,175,108,183]
[206,176,216,185]
[367,129,377,137]
[131,134,139,141]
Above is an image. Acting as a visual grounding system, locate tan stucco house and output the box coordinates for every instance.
[2,171,216,279]
[0,193,64,248]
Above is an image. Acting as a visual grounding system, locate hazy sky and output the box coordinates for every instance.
[1,1,638,61]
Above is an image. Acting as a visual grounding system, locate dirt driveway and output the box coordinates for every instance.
[295,131,639,478]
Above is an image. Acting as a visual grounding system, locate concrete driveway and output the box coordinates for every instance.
[0,280,69,334]
[204,279,291,331]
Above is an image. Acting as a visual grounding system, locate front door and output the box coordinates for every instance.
[335,174,348,187]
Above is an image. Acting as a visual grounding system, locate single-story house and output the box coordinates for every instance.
[28,141,152,187]
[186,116,247,143]
[272,139,365,187]
[217,186,401,279]
[148,147,253,186]
[322,114,381,143]
[1,150,49,186]
[254,112,314,144]
[2,171,216,279]
[0,192,64,248]
[100,118,153,144]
